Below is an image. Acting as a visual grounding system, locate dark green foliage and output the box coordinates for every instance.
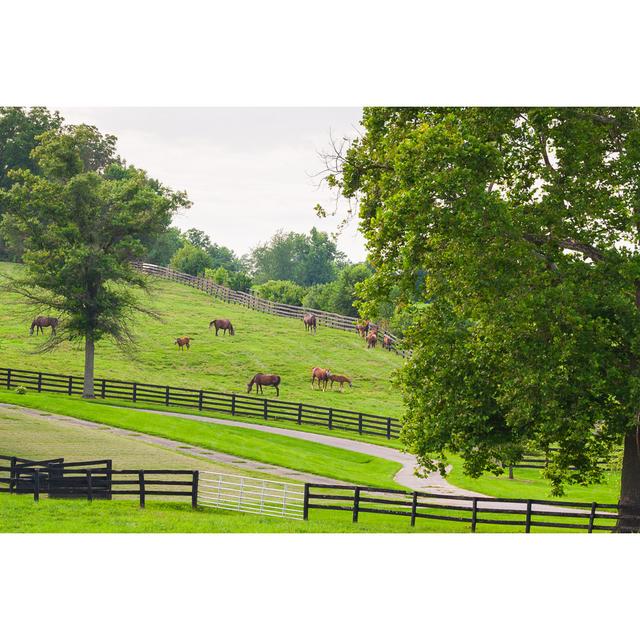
[143,226,184,266]
[252,279,306,305]
[170,242,211,275]
[331,107,640,507]
[250,227,346,286]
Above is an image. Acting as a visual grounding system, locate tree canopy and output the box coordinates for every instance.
[250,227,345,286]
[0,123,190,397]
[328,107,640,526]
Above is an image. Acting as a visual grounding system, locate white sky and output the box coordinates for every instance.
[58,107,366,261]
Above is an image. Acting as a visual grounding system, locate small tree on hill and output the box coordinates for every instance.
[0,124,190,397]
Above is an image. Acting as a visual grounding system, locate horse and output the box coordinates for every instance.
[329,374,352,391]
[30,316,58,336]
[382,335,393,351]
[311,366,331,391]
[366,331,378,349]
[247,373,281,397]
[303,313,317,334]
[175,337,192,350]
[209,318,235,336]
[355,321,370,338]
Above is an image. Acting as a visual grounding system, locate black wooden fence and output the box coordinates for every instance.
[302,483,628,533]
[0,366,402,439]
[0,454,199,508]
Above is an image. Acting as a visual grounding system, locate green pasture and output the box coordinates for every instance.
[0,262,404,417]
[446,454,620,505]
[0,391,403,489]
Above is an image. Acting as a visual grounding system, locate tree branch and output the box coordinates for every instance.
[523,233,605,263]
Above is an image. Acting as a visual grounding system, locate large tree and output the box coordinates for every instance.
[327,107,640,530]
[0,124,190,397]
[250,227,345,286]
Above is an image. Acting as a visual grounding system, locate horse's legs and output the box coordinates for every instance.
[275,384,279,397]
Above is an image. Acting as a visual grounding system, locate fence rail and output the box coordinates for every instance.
[303,483,629,533]
[0,454,199,507]
[0,366,402,440]
[135,262,412,357]
[199,471,304,520]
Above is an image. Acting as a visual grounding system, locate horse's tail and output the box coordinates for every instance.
[209,319,216,329]
[229,323,235,336]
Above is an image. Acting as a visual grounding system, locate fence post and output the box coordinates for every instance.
[9,457,17,492]
[263,399,268,421]
[352,487,361,523]
[297,403,303,425]
[192,471,199,509]
[358,414,363,435]
[386,417,392,440]
[411,491,418,527]
[139,470,146,508]
[525,500,533,533]
[86,471,93,502]
[588,501,597,533]
[231,393,236,416]
[101,379,106,399]
[68,375,73,395]
[6,368,11,389]
[33,470,40,502]
[303,484,310,520]
[471,498,478,533]
[198,390,203,411]
[37,372,42,393]
[328,408,333,430]
[132,382,137,403]
[106,460,112,500]
[165,386,170,406]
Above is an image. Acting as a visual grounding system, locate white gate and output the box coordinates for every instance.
[198,471,305,520]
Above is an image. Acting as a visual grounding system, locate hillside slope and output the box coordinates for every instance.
[0,263,403,416]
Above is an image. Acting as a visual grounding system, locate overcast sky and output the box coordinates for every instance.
[58,107,366,262]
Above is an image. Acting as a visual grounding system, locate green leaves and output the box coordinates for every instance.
[336,107,640,496]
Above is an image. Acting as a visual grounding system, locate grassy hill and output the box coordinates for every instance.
[0,262,403,417]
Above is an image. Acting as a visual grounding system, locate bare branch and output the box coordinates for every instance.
[523,233,605,263]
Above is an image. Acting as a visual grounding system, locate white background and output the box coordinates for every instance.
[2,1,639,637]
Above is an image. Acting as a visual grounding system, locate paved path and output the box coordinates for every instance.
[127,407,483,496]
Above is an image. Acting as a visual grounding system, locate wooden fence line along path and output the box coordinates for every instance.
[0,366,402,440]
[0,454,199,508]
[135,262,412,358]
[303,483,626,533]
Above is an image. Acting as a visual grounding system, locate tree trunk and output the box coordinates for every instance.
[617,430,640,532]
[83,334,95,399]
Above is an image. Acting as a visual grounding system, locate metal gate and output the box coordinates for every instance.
[198,471,304,520]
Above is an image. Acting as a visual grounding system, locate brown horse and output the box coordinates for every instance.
[311,367,331,391]
[366,331,377,349]
[329,374,352,391]
[209,318,235,336]
[175,337,192,350]
[303,313,317,334]
[382,335,393,351]
[247,373,281,397]
[30,316,58,336]
[355,321,370,338]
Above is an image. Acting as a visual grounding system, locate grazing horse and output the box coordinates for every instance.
[247,373,281,397]
[311,367,331,391]
[366,331,378,349]
[329,374,352,391]
[209,318,235,336]
[30,316,58,336]
[303,313,317,334]
[355,321,370,338]
[175,337,192,350]
[382,335,393,351]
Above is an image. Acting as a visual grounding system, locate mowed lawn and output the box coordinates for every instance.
[0,391,404,489]
[0,262,404,416]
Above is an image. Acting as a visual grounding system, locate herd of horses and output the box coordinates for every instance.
[27,310,393,398]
